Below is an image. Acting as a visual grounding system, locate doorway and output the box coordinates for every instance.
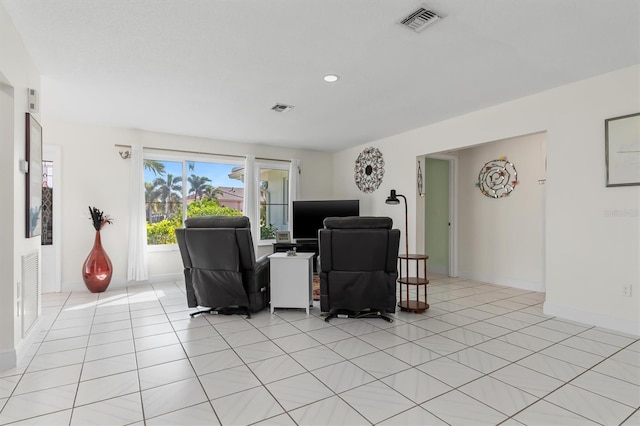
[422,154,457,277]
[41,145,61,293]
[421,132,546,290]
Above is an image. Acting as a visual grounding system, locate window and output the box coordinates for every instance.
[144,157,244,245]
[259,167,289,240]
[41,160,53,245]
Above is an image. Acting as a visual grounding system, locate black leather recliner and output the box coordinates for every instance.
[318,216,400,322]
[175,216,269,318]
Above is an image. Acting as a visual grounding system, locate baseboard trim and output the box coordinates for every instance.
[0,348,16,372]
[457,271,544,293]
[544,301,640,337]
[62,274,183,292]
[148,273,182,285]
[0,312,53,373]
[429,265,448,275]
[63,278,128,292]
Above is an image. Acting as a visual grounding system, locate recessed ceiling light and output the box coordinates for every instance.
[323,74,339,83]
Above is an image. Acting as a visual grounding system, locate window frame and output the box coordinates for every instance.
[144,151,245,249]
[256,160,291,245]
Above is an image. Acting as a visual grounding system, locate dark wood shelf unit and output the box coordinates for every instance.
[397,253,429,313]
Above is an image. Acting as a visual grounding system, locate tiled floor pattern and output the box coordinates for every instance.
[0,275,638,425]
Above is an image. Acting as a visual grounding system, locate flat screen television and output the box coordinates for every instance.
[292,200,359,241]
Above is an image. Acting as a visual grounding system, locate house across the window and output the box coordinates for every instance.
[259,168,289,240]
[143,157,289,245]
[213,186,244,211]
[144,159,243,245]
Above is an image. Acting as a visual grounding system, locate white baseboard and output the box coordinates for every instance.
[544,301,640,337]
[457,271,545,293]
[148,273,182,285]
[0,312,54,372]
[429,265,448,275]
[16,316,46,361]
[0,348,16,372]
[62,274,183,292]
[62,278,127,292]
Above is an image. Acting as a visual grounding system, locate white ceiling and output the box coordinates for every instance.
[3,0,639,152]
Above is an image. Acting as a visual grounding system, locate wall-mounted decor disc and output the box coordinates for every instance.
[478,159,518,198]
[354,147,385,193]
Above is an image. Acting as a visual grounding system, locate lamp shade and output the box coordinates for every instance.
[385,189,400,205]
[384,189,408,257]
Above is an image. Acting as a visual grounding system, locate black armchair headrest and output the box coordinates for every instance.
[184,216,250,229]
[323,216,393,230]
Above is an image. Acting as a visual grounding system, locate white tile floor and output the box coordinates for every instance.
[1,275,638,425]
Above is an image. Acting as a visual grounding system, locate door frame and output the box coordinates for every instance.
[42,145,61,293]
[417,153,458,278]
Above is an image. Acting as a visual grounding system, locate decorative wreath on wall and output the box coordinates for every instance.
[354,147,385,193]
[477,156,518,198]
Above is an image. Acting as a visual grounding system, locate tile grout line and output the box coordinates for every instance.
[6,278,638,426]
[0,292,74,425]
[129,284,148,426]
[143,281,221,425]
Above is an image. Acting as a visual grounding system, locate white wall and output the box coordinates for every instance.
[42,117,333,291]
[457,133,545,291]
[332,65,640,335]
[0,4,42,369]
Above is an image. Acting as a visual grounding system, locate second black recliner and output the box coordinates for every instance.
[318,216,400,322]
[175,216,270,318]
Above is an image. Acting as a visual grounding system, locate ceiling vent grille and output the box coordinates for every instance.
[398,6,441,33]
[271,103,294,113]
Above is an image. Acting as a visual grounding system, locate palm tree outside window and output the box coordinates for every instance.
[143,158,244,245]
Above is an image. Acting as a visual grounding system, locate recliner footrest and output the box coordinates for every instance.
[190,306,251,318]
[323,309,393,323]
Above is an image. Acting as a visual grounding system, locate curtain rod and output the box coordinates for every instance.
[114,144,291,163]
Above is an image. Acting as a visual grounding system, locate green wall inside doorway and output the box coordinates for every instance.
[425,158,449,274]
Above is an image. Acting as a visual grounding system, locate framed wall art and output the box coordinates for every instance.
[605,112,640,187]
[25,113,43,238]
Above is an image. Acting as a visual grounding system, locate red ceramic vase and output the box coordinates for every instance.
[82,230,112,293]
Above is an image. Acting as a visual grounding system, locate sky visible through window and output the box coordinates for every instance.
[144,161,243,188]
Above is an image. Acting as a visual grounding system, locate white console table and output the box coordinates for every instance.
[268,252,314,314]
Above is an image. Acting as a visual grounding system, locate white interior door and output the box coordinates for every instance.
[41,145,61,293]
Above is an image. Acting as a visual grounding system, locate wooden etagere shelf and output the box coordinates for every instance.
[397,253,429,313]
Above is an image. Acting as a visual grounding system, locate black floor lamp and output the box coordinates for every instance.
[385,189,408,256]
[386,189,430,313]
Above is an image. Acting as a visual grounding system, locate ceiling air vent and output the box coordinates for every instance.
[271,103,294,113]
[398,6,441,33]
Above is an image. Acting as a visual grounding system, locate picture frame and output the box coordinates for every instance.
[605,112,640,187]
[275,230,291,243]
[25,113,43,238]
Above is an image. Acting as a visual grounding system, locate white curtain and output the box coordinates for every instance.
[288,159,300,233]
[242,154,259,253]
[127,144,148,281]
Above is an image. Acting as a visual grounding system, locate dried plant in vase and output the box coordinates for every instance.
[83,206,114,292]
[89,206,113,231]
